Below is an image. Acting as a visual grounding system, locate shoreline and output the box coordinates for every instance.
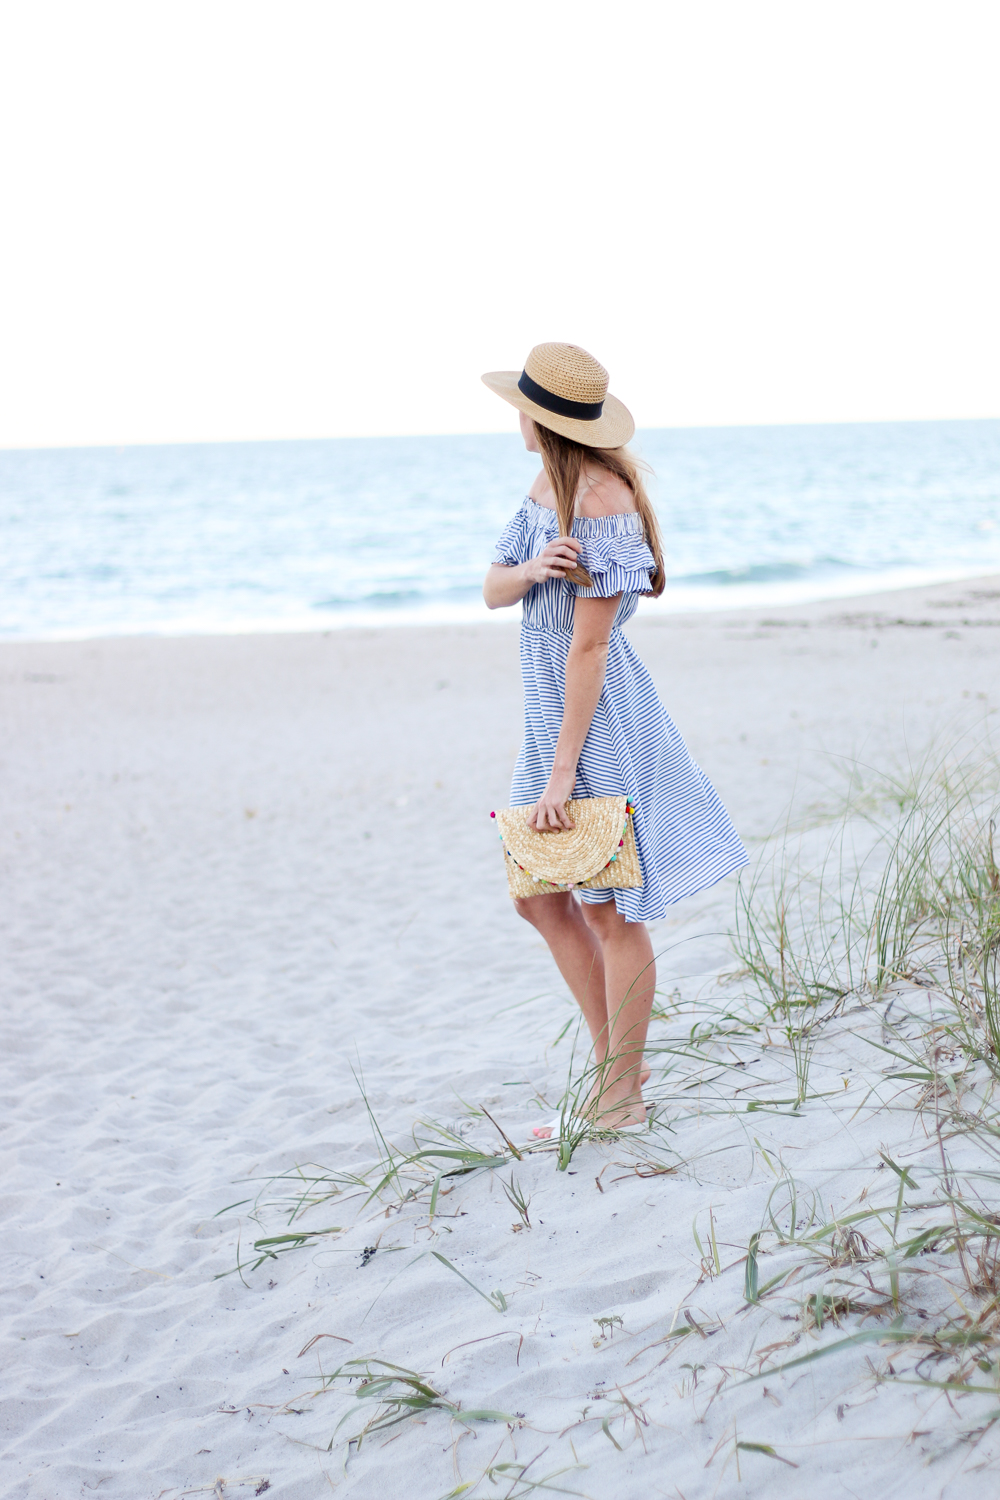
[5,562,1000,647]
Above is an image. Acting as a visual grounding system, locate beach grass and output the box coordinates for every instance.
[305,1356,514,1450]
[701,744,1000,1410]
[213,741,1000,1481]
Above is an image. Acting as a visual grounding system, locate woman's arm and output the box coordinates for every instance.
[528,593,622,831]
[483,536,584,609]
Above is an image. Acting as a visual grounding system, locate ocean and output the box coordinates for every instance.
[1,420,998,640]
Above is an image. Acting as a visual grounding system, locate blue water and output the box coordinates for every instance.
[1,420,998,639]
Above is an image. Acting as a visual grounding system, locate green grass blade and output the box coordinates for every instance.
[744,1232,761,1304]
[737,1441,798,1468]
[744,1322,922,1382]
[431,1251,507,1313]
[600,1416,623,1450]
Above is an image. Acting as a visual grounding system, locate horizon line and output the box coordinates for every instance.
[2,412,999,456]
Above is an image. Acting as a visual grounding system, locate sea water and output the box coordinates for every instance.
[1,420,998,640]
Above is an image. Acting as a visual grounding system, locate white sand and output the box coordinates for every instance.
[4,576,1000,1498]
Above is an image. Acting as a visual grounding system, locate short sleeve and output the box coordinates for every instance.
[570,527,656,598]
[492,501,531,566]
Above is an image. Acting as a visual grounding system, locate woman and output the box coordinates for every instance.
[482,343,747,1136]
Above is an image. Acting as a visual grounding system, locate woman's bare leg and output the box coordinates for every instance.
[514,893,654,1134]
[578,901,655,1127]
[513,892,609,1055]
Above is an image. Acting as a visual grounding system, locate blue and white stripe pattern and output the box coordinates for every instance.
[494,497,748,922]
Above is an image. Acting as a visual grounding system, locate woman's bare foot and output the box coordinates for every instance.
[577,1064,649,1120]
[531,1067,650,1140]
[589,1090,647,1130]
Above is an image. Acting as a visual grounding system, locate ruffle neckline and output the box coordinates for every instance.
[523,494,646,538]
[520,496,655,576]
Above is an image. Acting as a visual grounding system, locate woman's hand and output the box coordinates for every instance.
[483,537,584,609]
[526,536,583,586]
[527,767,577,832]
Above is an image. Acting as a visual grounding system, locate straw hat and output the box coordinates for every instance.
[482,342,635,449]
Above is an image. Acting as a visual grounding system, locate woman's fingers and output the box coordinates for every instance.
[530,541,580,584]
[541,551,581,579]
[533,539,583,581]
[542,538,582,570]
[529,800,575,832]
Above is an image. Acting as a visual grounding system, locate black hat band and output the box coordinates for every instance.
[518,368,604,421]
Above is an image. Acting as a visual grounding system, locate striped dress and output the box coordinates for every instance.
[494,496,748,923]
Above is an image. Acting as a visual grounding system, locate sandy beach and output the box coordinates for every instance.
[5,573,1000,1499]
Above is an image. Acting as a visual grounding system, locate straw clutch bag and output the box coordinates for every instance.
[491,796,642,899]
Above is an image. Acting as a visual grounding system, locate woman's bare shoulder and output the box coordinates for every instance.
[527,470,556,508]
[576,467,637,518]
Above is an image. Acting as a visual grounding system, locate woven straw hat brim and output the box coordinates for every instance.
[482,370,635,449]
[497,796,630,886]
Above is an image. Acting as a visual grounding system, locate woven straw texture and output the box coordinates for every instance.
[525,343,609,405]
[496,796,643,900]
[481,342,635,449]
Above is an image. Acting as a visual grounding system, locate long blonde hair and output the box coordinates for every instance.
[532,422,665,597]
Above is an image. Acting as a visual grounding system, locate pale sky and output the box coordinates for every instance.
[1,1,997,449]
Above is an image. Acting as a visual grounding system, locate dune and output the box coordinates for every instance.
[3,574,1000,1498]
